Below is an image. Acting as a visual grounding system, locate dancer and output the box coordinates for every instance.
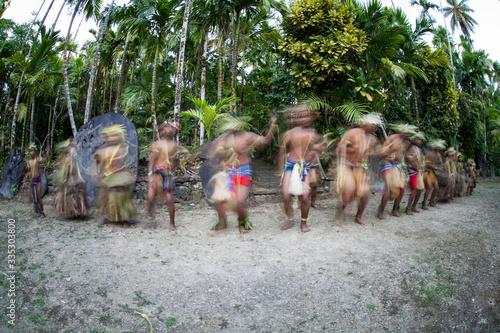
[404,132,425,215]
[421,139,445,209]
[147,121,186,230]
[279,105,322,233]
[335,113,382,226]
[466,160,475,196]
[444,147,456,202]
[24,144,47,218]
[210,115,277,234]
[455,152,465,197]
[95,124,138,228]
[377,124,416,219]
[53,138,90,219]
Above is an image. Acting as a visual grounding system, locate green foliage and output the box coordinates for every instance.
[279,0,367,90]
[181,96,237,140]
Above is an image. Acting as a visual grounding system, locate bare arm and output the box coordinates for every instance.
[252,115,277,148]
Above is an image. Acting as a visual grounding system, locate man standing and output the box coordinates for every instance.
[147,121,186,230]
[25,144,47,218]
[210,115,277,234]
[335,113,382,226]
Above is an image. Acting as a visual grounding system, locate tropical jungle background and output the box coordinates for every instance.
[0,0,499,176]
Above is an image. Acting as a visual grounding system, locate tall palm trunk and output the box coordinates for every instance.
[217,40,225,102]
[114,34,130,113]
[29,97,35,143]
[230,14,240,112]
[10,0,51,149]
[151,43,160,140]
[410,77,419,119]
[173,0,191,124]
[84,0,115,123]
[438,0,456,89]
[199,26,209,144]
[49,88,61,158]
[50,0,66,32]
[63,7,79,136]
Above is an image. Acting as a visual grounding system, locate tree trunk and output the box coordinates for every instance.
[230,14,239,112]
[114,34,130,113]
[84,0,115,123]
[151,43,160,140]
[10,0,50,149]
[50,0,66,32]
[29,97,35,144]
[410,77,419,119]
[217,38,225,102]
[240,50,246,111]
[108,73,113,114]
[63,7,79,136]
[199,26,209,145]
[438,0,456,89]
[173,0,191,125]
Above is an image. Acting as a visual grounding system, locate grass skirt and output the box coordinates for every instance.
[97,172,137,222]
[54,184,90,217]
[386,167,404,200]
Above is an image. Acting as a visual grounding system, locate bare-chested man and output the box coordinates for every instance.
[210,115,277,234]
[466,159,475,196]
[147,122,186,231]
[24,144,47,218]
[279,106,322,233]
[335,113,382,226]
[421,139,445,209]
[404,132,425,215]
[377,124,416,219]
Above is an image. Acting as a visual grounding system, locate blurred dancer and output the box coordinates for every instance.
[335,113,382,226]
[279,106,322,233]
[210,115,276,234]
[404,132,425,214]
[53,138,89,219]
[421,139,445,209]
[377,124,416,219]
[96,125,138,228]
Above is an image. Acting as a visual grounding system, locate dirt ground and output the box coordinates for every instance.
[1,178,499,333]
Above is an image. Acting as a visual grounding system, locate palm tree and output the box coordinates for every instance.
[173,0,192,125]
[181,96,237,140]
[62,0,102,136]
[83,0,115,123]
[124,0,178,139]
[443,0,477,38]
[410,0,438,24]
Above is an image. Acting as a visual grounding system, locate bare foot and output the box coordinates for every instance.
[214,222,227,232]
[411,208,420,213]
[239,225,250,234]
[405,209,413,215]
[421,205,429,210]
[169,224,176,232]
[280,220,294,231]
[354,217,368,225]
[311,203,319,209]
[391,210,402,217]
[300,221,310,233]
[377,211,386,220]
[429,201,436,207]
[123,222,130,229]
[39,212,46,219]
[334,217,343,227]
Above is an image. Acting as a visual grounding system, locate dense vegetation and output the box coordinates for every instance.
[0,0,499,175]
